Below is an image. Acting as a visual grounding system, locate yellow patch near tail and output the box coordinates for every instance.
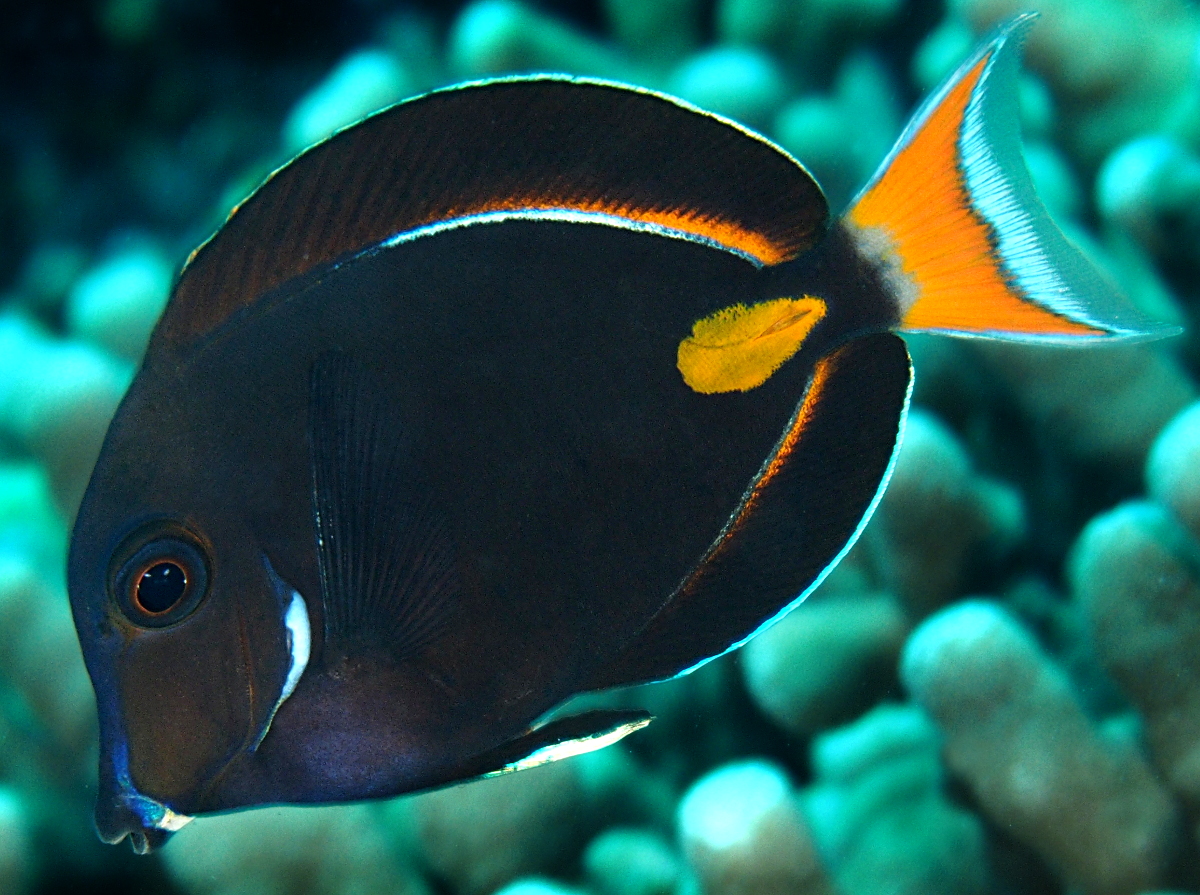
[846,55,1101,338]
[678,297,826,394]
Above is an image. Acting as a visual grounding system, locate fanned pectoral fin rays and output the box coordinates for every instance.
[307,352,460,661]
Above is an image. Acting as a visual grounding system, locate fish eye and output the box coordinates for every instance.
[112,535,209,628]
[136,562,187,613]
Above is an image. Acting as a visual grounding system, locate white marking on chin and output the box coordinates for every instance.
[115,742,196,833]
[157,808,194,832]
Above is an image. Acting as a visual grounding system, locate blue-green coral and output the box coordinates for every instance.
[3,0,1200,893]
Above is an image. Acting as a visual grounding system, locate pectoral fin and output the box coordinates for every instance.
[308,351,460,662]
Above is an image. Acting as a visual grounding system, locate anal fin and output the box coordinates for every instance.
[588,333,912,689]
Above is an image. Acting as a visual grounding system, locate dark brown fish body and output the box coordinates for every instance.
[68,18,1174,854]
[75,216,895,816]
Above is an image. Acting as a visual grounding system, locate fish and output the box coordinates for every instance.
[66,14,1175,854]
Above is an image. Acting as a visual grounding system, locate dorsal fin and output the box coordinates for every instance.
[153,77,828,356]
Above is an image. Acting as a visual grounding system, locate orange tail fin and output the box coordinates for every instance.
[844,14,1177,343]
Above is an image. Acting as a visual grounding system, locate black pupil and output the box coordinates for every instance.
[137,562,187,613]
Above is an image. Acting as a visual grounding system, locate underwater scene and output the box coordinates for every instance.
[6,0,1200,892]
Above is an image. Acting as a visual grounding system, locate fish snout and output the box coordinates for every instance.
[95,795,175,853]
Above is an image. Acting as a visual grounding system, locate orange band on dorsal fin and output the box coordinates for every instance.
[156,78,829,357]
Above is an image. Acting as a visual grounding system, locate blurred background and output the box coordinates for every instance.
[4,0,1200,893]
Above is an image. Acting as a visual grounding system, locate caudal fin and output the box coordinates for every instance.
[844,14,1178,344]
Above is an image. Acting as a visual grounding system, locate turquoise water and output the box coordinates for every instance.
[3,1,1200,892]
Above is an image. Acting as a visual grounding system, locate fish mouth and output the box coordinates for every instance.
[96,741,194,854]
[95,795,186,854]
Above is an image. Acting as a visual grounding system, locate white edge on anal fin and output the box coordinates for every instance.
[668,356,915,680]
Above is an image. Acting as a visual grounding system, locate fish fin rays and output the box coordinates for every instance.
[586,333,912,690]
[155,78,828,356]
[845,14,1177,344]
[307,351,459,662]
[438,710,653,785]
